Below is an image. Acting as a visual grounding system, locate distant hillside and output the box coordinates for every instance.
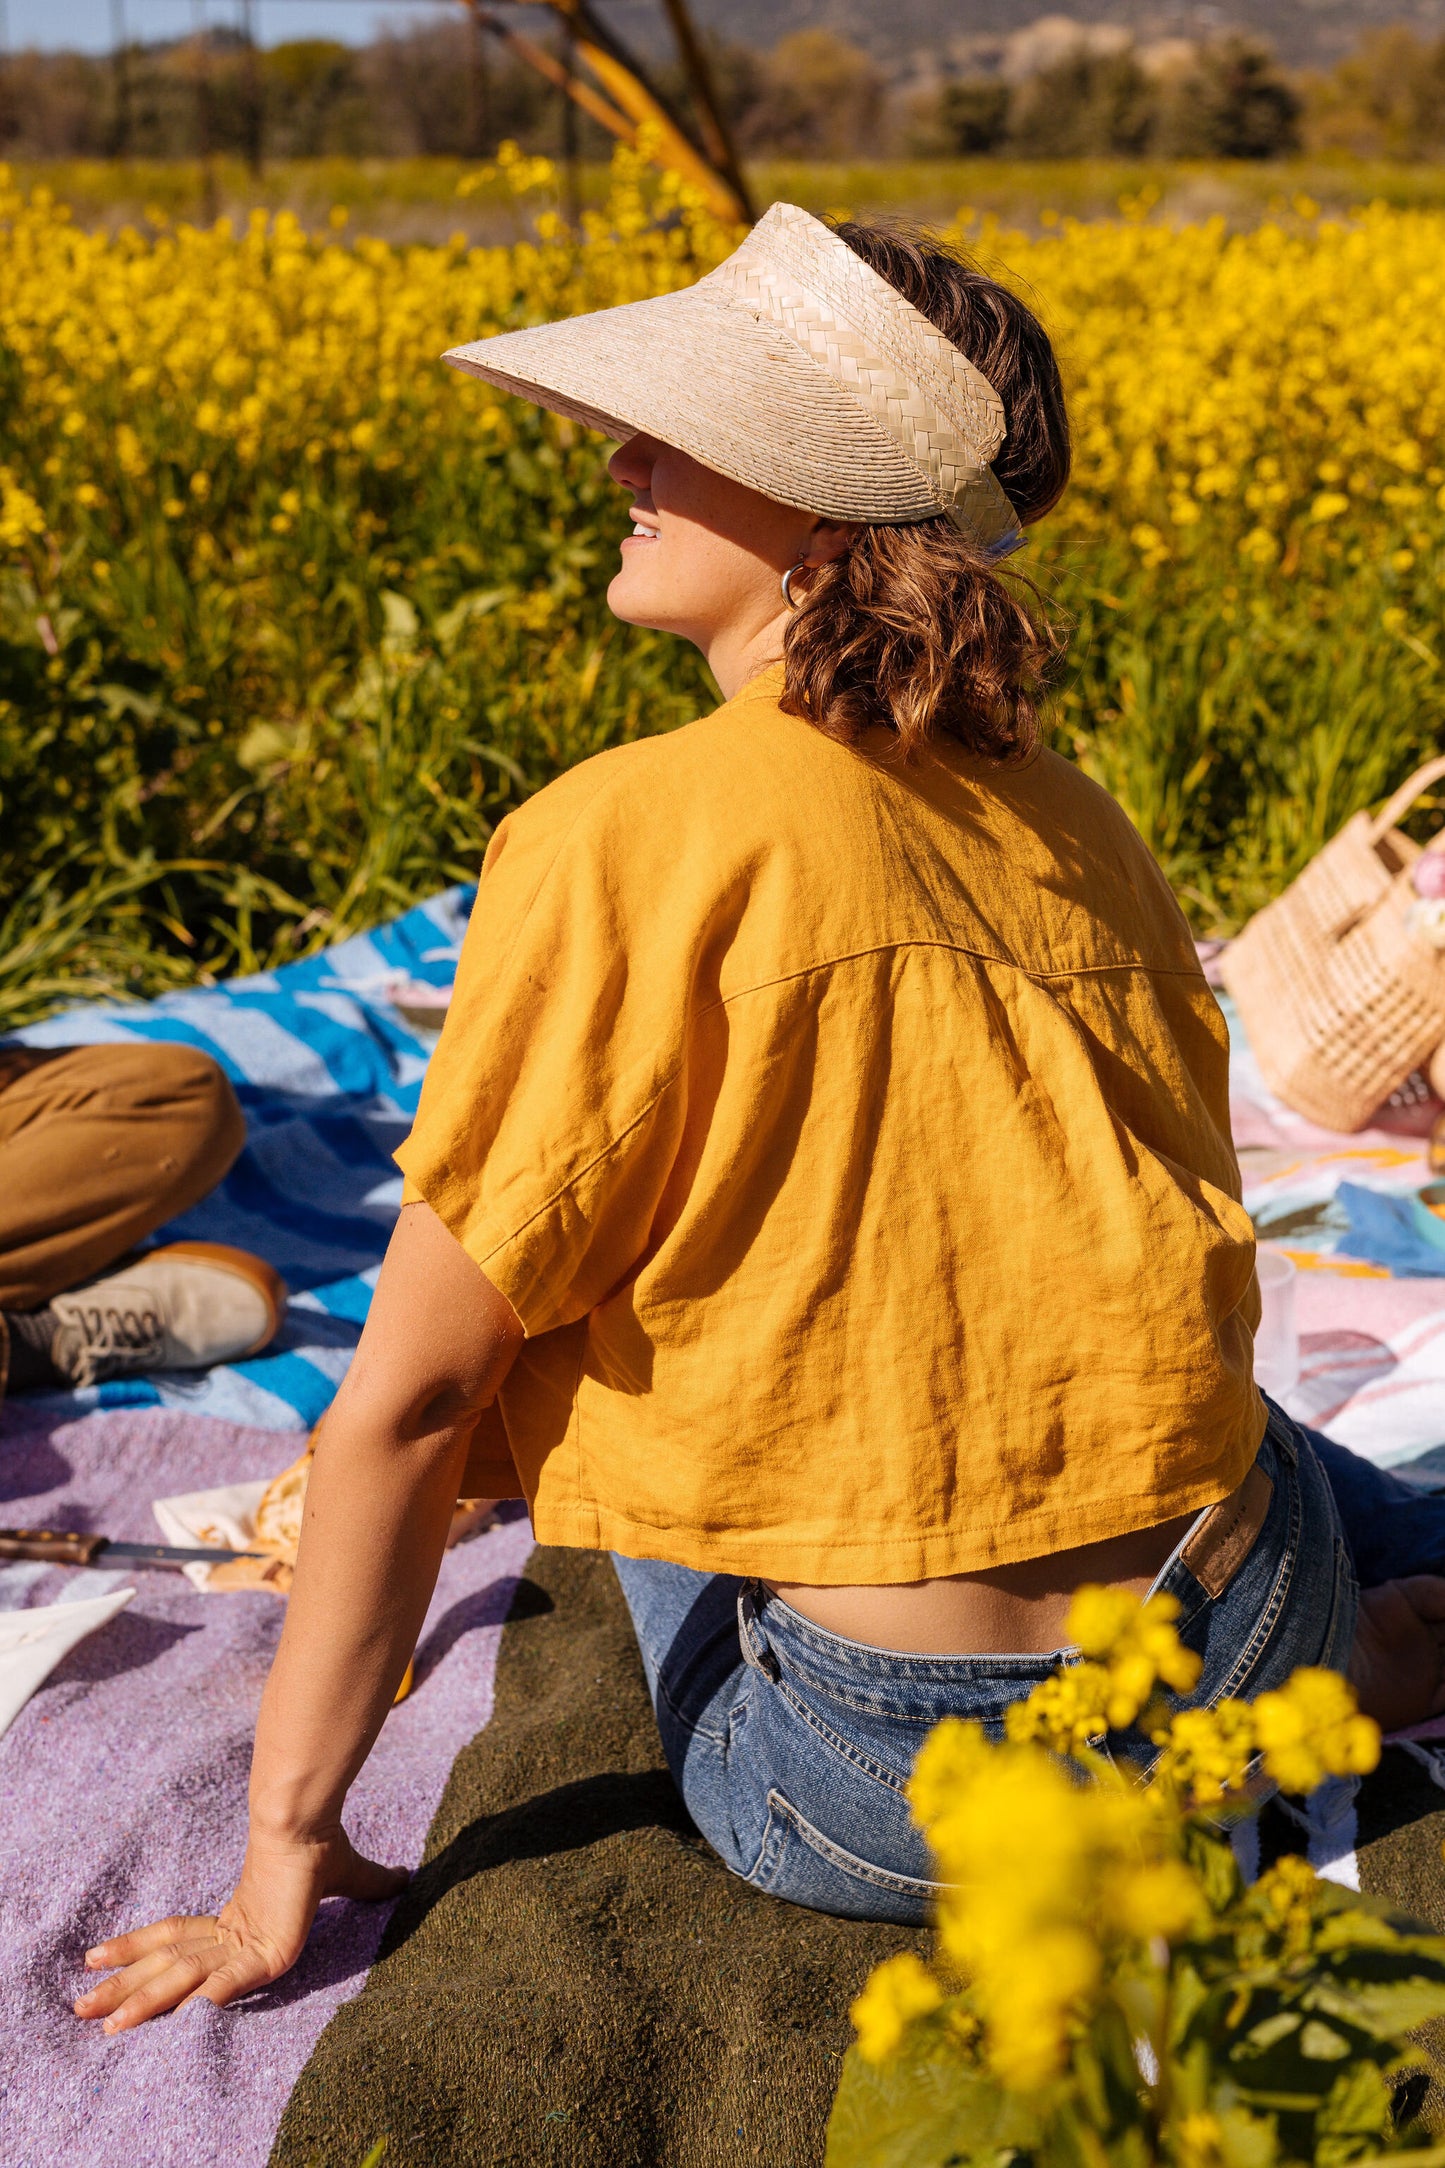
[596,0,1445,70]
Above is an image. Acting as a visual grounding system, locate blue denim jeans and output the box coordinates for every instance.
[610,1400,1433,1927]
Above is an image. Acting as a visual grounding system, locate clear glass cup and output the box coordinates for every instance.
[1254,1246,1299,1404]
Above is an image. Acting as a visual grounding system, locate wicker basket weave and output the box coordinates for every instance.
[1221,755,1445,1132]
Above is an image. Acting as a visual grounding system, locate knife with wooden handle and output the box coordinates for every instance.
[0,1527,417,1698]
[0,1527,263,1568]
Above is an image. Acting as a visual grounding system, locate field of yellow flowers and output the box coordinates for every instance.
[2,146,1445,1018]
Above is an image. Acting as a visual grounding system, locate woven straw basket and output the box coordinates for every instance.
[1221,755,1445,1132]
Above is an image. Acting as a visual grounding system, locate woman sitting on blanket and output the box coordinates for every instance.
[77,206,1445,2029]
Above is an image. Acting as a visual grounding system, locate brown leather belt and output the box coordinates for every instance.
[1179,1458,1274,1599]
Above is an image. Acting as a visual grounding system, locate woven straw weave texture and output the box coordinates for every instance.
[700,221,1016,542]
[1222,756,1445,1131]
[444,202,1020,543]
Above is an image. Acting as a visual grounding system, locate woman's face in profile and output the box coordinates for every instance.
[605,433,803,656]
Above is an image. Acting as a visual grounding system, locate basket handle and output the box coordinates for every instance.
[1370,756,1445,842]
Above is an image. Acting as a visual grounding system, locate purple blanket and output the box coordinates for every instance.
[0,1400,533,2168]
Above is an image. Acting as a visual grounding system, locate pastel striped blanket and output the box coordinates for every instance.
[1220,989,1445,1472]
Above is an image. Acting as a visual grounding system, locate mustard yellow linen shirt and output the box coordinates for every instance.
[396,662,1263,1581]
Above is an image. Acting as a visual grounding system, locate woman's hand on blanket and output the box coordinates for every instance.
[75,1206,516,2037]
[73,1826,407,2031]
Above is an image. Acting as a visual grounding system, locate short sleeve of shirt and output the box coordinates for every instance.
[394,754,699,1337]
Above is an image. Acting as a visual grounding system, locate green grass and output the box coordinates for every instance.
[9,523,1439,1031]
[0,546,713,1025]
[1056,562,1445,925]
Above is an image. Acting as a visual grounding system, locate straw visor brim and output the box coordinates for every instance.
[444,285,990,530]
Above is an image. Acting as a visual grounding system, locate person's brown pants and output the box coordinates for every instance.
[0,1045,246,1311]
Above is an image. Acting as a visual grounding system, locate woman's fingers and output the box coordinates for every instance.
[83,1912,220,1973]
[178,1947,288,2013]
[75,1924,294,2030]
[1353,1578,1445,1730]
[78,1944,220,2031]
[76,1827,408,2031]
[75,1942,209,2018]
[1397,1573,1445,1626]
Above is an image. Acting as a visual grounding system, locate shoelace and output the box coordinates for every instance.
[72,1301,164,1362]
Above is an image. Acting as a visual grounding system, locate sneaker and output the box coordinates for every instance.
[50,1243,286,1388]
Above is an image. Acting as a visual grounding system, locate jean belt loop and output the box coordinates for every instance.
[1264,1394,1299,1469]
[737,1582,780,1684]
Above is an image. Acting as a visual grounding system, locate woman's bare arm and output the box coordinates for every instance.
[75,1200,523,2032]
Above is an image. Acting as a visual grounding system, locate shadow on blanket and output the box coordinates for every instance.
[271,1547,925,2168]
[272,1547,1445,2168]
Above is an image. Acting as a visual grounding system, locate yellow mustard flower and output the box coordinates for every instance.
[0,469,46,552]
[1251,1668,1381,1795]
[849,1952,944,2064]
[1107,1857,1206,1941]
[1173,2110,1225,2168]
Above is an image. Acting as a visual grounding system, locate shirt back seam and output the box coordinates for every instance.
[700,941,1209,1020]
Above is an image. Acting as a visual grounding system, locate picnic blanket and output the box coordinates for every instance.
[0,1400,535,2168]
[271,1542,921,2168]
[10,886,474,1434]
[1219,984,1445,1475]
[5,906,1445,2168]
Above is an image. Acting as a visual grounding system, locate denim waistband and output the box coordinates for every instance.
[739,1411,1290,1715]
[738,1579,1078,1730]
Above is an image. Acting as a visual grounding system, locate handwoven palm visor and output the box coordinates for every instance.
[442,202,1022,550]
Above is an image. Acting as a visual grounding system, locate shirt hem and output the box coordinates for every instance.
[528,1426,1264,1583]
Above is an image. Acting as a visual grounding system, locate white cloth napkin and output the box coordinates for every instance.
[152,1479,497,1594]
[153,1480,270,1592]
[0,1586,136,1738]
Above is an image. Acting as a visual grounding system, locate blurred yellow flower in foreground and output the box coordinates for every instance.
[851,1587,1382,2094]
[849,1952,944,2065]
[1250,1666,1382,1794]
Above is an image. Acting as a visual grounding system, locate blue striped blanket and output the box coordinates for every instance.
[13,903,1445,1465]
[9,887,474,1432]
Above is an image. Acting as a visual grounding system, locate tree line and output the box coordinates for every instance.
[2,17,1444,165]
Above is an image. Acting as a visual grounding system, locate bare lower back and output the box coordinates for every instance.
[765,1511,1198,1656]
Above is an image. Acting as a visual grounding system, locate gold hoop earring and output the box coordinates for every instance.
[781,562,808,610]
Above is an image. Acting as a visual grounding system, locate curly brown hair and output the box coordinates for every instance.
[780,222,1071,763]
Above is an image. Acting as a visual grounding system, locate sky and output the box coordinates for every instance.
[1,0,448,51]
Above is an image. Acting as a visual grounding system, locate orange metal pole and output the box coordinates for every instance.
[464,1,636,144]
[506,0,749,224]
[655,0,754,221]
[573,36,744,221]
